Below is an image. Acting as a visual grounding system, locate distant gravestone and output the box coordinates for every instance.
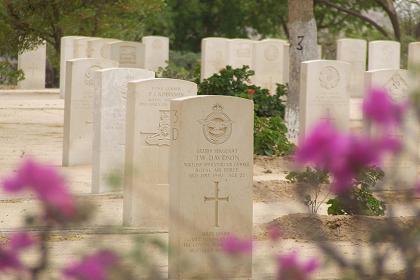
[105,41,145,68]
[408,42,420,68]
[142,36,169,72]
[60,36,85,98]
[74,37,101,58]
[168,95,253,279]
[87,38,120,59]
[365,69,418,188]
[252,39,287,93]
[17,43,46,89]
[368,40,400,71]
[337,38,367,98]
[92,68,155,193]
[201,37,229,80]
[62,58,117,166]
[299,60,350,137]
[123,78,197,227]
[227,39,255,69]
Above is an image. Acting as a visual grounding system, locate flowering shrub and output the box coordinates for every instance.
[276,251,319,280]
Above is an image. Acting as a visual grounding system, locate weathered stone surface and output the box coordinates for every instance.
[17,43,46,89]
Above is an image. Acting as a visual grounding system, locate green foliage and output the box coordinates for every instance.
[156,50,200,82]
[0,61,24,85]
[286,167,330,213]
[198,65,291,156]
[254,116,294,156]
[327,167,386,216]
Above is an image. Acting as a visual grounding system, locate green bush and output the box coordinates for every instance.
[254,116,294,156]
[0,61,24,85]
[327,167,386,216]
[286,167,330,214]
[198,65,291,156]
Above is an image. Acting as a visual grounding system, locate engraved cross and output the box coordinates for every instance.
[204,181,229,227]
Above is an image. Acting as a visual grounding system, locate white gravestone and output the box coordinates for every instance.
[62,58,117,166]
[92,68,155,193]
[299,60,350,138]
[123,78,197,227]
[60,36,85,98]
[105,41,145,68]
[87,38,120,59]
[17,43,46,89]
[169,95,253,279]
[253,39,288,93]
[368,40,400,70]
[337,38,367,98]
[408,42,420,91]
[227,39,255,69]
[365,69,418,188]
[142,36,169,72]
[74,37,101,58]
[201,37,229,80]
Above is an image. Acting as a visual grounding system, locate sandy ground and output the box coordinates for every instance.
[0,90,419,279]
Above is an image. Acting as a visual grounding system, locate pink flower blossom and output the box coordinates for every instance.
[362,87,407,128]
[295,121,400,194]
[2,158,75,219]
[63,250,118,280]
[220,234,252,255]
[276,251,319,280]
[267,224,282,242]
[0,232,35,272]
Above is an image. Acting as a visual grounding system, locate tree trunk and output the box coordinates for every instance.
[286,0,318,142]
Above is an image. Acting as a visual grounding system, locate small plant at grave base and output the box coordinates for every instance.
[156,50,200,83]
[0,61,24,85]
[327,167,386,216]
[198,65,292,156]
[286,167,330,214]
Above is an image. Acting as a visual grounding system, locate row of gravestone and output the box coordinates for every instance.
[61,57,253,277]
[201,38,420,97]
[16,35,169,91]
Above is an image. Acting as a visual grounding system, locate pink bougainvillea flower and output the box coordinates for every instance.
[0,232,36,272]
[267,224,282,242]
[276,251,319,280]
[2,158,75,219]
[363,87,407,128]
[63,250,119,280]
[220,234,252,255]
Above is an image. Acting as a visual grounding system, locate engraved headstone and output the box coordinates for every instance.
[87,38,120,59]
[201,37,229,80]
[368,40,400,70]
[142,36,169,71]
[365,69,418,187]
[60,36,85,98]
[299,60,350,137]
[227,39,255,69]
[92,68,155,193]
[123,78,197,227]
[253,39,287,93]
[17,43,46,89]
[105,41,145,68]
[337,38,367,98]
[74,37,101,58]
[62,58,117,166]
[169,95,253,279]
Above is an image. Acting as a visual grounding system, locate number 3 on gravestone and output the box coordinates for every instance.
[297,36,304,51]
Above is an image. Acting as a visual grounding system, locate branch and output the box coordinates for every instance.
[374,0,401,41]
[315,0,391,38]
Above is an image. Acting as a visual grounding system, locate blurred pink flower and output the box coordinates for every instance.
[267,224,282,242]
[220,234,252,255]
[363,87,407,128]
[0,232,35,272]
[2,158,75,219]
[296,121,400,194]
[276,251,319,280]
[63,250,118,280]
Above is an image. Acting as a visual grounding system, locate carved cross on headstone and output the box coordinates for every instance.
[204,181,230,227]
